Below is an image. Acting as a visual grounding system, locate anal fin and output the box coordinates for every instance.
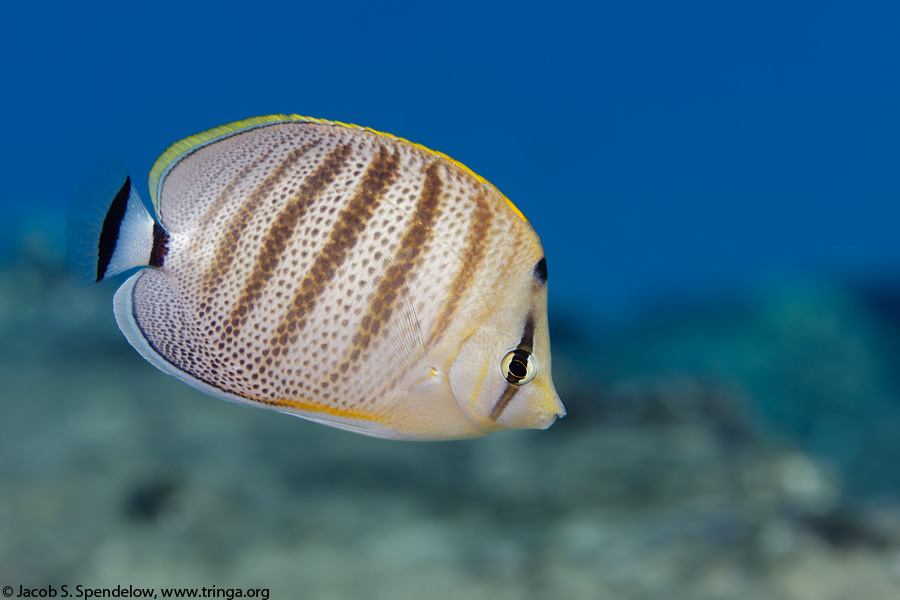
[113,269,256,410]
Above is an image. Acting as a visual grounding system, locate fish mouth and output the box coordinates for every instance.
[550,395,566,420]
[537,397,566,429]
[555,397,567,419]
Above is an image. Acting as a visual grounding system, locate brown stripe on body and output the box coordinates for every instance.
[197,144,280,231]
[425,191,492,348]
[333,161,444,384]
[476,199,534,311]
[270,146,402,354]
[200,139,322,302]
[224,143,353,341]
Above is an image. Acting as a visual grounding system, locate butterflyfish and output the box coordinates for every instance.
[66,115,565,440]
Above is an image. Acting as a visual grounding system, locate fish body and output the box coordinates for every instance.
[67,115,564,440]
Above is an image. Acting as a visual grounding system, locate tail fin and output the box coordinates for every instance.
[66,159,162,287]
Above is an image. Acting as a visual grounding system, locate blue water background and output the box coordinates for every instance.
[3,0,898,321]
[3,3,900,593]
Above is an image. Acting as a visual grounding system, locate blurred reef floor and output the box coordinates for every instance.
[1,240,899,599]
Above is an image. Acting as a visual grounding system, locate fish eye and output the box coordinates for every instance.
[500,349,537,385]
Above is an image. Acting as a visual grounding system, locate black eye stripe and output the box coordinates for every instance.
[519,314,535,354]
[489,384,520,421]
[490,314,539,420]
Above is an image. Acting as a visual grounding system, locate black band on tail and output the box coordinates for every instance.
[96,176,131,282]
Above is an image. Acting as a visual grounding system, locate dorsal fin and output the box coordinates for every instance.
[148,114,531,226]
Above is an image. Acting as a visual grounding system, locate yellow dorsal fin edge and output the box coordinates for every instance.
[147,114,530,225]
